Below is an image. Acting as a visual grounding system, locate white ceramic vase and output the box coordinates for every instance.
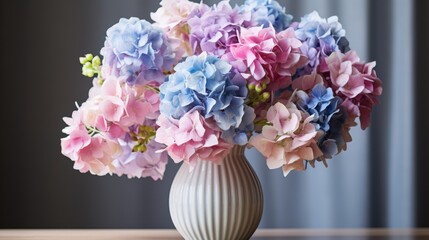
[169,145,264,240]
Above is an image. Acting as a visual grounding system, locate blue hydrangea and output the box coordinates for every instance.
[317,108,348,159]
[100,17,177,85]
[221,105,256,145]
[292,11,349,77]
[295,11,345,53]
[296,84,341,132]
[243,0,293,32]
[159,52,248,131]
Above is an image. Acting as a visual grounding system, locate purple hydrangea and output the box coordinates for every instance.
[113,138,168,180]
[159,52,249,133]
[100,17,177,85]
[187,1,250,56]
[242,0,293,32]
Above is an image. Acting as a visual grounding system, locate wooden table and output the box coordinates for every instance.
[1,228,429,239]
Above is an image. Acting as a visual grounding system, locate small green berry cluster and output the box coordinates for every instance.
[131,125,156,153]
[246,82,271,107]
[79,54,102,79]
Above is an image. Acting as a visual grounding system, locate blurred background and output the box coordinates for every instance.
[1,0,428,229]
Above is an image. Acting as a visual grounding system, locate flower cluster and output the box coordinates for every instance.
[292,11,349,76]
[224,26,306,90]
[187,1,249,56]
[249,102,322,176]
[101,17,179,85]
[151,0,199,56]
[242,0,293,32]
[61,0,382,179]
[61,75,168,180]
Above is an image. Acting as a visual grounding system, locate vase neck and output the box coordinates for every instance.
[228,144,246,158]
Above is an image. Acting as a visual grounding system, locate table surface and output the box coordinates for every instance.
[1,228,429,240]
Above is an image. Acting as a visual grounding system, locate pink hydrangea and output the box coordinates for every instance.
[291,71,324,91]
[151,0,198,56]
[225,26,306,90]
[61,110,90,160]
[151,0,198,30]
[98,77,159,127]
[155,111,232,167]
[273,28,308,89]
[320,50,382,129]
[71,136,121,176]
[249,102,322,176]
[80,76,161,138]
[61,110,121,176]
[61,75,166,178]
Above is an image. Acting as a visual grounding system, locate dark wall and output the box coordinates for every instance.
[367,0,391,227]
[0,0,180,228]
[415,0,429,227]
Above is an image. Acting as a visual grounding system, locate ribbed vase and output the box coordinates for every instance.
[169,145,264,240]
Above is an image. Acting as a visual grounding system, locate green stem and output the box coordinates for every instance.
[144,85,160,93]
[86,126,101,137]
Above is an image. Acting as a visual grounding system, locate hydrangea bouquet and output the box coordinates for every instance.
[61,0,382,180]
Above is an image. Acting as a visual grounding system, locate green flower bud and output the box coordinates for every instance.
[86,71,95,78]
[248,83,255,91]
[79,57,88,64]
[130,125,157,153]
[132,145,139,152]
[97,78,104,86]
[82,67,94,77]
[92,56,101,67]
[80,54,102,78]
[85,54,93,61]
[255,84,263,93]
[262,92,270,100]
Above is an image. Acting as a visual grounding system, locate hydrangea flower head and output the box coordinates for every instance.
[187,1,250,56]
[61,109,122,176]
[293,11,348,75]
[61,74,167,179]
[113,138,168,180]
[221,105,256,145]
[295,11,345,51]
[249,102,322,176]
[101,17,178,85]
[316,108,353,161]
[242,0,293,32]
[151,0,199,56]
[155,111,232,166]
[226,26,306,89]
[86,75,161,130]
[296,83,342,132]
[159,52,248,132]
[292,71,324,91]
[151,0,199,30]
[320,50,382,129]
